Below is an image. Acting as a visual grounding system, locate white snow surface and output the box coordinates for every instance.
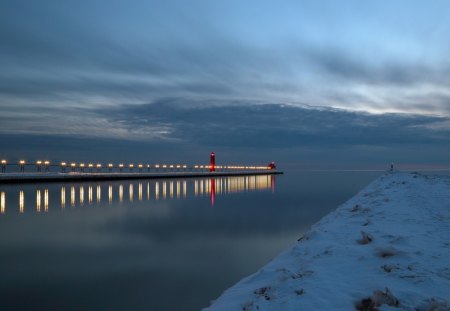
[204,172,450,311]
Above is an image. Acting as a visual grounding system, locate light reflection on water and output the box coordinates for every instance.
[0,171,383,311]
[0,175,274,214]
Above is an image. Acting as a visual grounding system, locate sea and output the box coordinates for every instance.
[0,170,382,310]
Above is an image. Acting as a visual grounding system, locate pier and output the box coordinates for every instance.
[0,156,281,184]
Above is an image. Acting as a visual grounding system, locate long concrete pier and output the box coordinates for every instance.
[0,170,283,184]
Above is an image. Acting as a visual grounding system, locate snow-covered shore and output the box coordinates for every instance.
[204,172,450,310]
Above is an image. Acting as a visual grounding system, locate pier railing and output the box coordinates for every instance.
[0,159,274,174]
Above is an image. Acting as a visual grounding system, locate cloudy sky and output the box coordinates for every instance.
[1,0,450,168]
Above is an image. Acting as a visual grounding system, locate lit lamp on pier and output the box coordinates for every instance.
[80,163,85,172]
[96,164,102,172]
[1,160,6,173]
[36,160,42,172]
[146,164,151,172]
[119,163,124,172]
[182,165,187,171]
[138,164,143,172]
[44,160,50,172]
[129,164,134,172]
[88,163,94,173]
[19,160,26,172]
[169,164,174,172]
[155,164,160,172]
[108,163,113,172]
[70,162,76,172]
[176,165,181,172]
[162,164,167,172]
[61,162,67,173]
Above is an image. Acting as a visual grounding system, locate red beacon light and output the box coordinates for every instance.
[210,152,215,172]
[267,161,276,170]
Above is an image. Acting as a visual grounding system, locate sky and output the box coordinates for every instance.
[1,0,450,168]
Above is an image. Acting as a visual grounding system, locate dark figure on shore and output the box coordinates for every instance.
[390,163,394,171]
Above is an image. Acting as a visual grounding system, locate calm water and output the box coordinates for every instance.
[0,171,381,311]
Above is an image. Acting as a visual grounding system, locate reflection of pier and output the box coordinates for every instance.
[0,175,275,214]
[0,170,281,184]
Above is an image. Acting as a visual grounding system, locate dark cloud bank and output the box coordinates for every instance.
[2,100,450,169]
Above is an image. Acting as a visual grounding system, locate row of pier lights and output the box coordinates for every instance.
[0,159,273,174]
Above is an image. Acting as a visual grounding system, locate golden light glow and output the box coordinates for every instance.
[80,163,85,168]
[44,189,49,212]
[79,186,84,205]
[162,164,167,169]
[61,187,66,209]
[119,185,123,203]
[108,185,112,204]
[44,161,50,165]
[138,164,143,168]
[96,164,102,168]
[70,162,76,167]
[0,192,5,214]
[1,160,6,164]
[183,180,187,198]
[138,183,142,201]
[169,165,174,169]
[155,182,160,200]
[182,165,187,169]
[119,163,124,168]
[19,191,24,213]
[71,186,75,207]
[147,182,150,200]
[108,163,113,168]
[36,190,41,212]
[129,164,134,168]
[176,181,180,198]
[155,164,160,168]
[162,181,167,199]
[170,181,174,198]
[88,186,93,204]
[36,160,42,165]
[19,160,26,165]
[88,163,94,168]
[129,184,133,202]
[96,185,101,203]
[61,162,67,166]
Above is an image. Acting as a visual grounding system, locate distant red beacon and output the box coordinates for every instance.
[268,161,276,170]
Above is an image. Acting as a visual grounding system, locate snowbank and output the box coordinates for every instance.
[204,172,450,310]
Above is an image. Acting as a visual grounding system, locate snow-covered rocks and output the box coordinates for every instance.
[204,172,450,310]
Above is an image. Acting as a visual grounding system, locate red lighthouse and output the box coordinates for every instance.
[210,152,216,172]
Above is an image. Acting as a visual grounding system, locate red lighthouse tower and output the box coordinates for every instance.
[210,152,216,172]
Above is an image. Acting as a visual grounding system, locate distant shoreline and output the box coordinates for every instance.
[0,170,283,184]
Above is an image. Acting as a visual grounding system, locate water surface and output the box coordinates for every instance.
[0,171,381,310]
